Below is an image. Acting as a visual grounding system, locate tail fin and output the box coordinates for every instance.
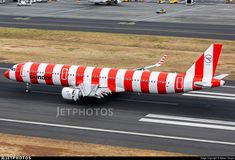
[186,44,222,80]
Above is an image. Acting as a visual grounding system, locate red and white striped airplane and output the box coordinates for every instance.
[4,44,227,101]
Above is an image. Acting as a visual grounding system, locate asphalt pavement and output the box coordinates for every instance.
[0,15,234,40]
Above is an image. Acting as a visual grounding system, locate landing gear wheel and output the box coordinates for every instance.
[25,83,31,93]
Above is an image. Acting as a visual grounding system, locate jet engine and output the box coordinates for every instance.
[61,87,82,101]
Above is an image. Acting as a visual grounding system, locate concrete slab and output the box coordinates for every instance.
[0,0,235,25]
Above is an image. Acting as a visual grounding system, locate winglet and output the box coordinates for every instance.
[152,54,168,68]
[136,54,168,70]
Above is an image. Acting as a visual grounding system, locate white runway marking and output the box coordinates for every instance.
[0,68,8,70]
[140,114,235,131]
[13,17,31,21]
[222,86,235,89]
[182,93,235,101]
[139,118,235,131]
[44,9,81,16]
[118,22,136,25]
[1,118,235,146]
[146,114,235,126]
[188,91,235,97]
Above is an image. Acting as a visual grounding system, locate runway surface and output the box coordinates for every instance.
[0,15,234,40]
[0,63,235,155]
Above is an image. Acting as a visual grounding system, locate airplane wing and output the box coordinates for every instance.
[77,83,111,99]
[136,54,168,71]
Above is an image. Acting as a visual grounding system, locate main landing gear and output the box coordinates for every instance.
[25,83,31,93]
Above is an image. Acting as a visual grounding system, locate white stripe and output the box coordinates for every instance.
[132,71,143,92]
[0,118,235,146]
[184,64,195,92]
[146,114,235,126]
[166,73,177,93]
[99,68,110,87]
[139,118,235,131]
[83,67,95,84]
[202,44,213,83]
[222,86,235,89]
[9,66,16,81]
[189,91,235,97]
[183,93,235,101]
[68,65,79,87]
[22,62,33,83]
[149,72,160,94]
[37,63,48,84]
[116,69,127,92]
[52,64,63,85]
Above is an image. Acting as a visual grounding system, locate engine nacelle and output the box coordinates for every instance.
[61,87,82,101]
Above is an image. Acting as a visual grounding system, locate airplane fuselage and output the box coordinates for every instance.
[4,62,223,95]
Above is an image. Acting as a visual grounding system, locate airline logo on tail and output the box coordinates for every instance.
[205,54,212,64]
[4,44,227,102]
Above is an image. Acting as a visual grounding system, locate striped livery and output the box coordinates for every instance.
[4,44,226,100]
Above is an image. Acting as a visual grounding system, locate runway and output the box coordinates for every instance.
[0,15,235,40]
[0,63,235,155]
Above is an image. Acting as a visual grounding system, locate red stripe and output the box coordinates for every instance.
[174,73,185,93]
[193,54,204,90]
[45,64,55,85]
[15,63,24,82]
[124,70,135,92]
[108,68,118,92]
[29,63,40,84]
[140,71,151,93]
[213,44,222,77]
[157,72,168,94]
[91,67,102,85]
[60,65,70,86]
[76,66,86,86]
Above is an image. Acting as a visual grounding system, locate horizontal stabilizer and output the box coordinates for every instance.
[194,81,212,88]
[214,74,229,80]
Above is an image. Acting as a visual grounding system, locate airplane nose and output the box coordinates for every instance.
[4,70,10,79]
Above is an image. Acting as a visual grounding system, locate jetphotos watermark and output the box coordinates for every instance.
[1,157,31,160]
[56,106,114,118]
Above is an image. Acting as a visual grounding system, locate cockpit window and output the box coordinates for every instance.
[10,66,16,71]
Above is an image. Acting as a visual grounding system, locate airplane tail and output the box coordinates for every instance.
[186,44,222,79]
[183,44,227,89]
